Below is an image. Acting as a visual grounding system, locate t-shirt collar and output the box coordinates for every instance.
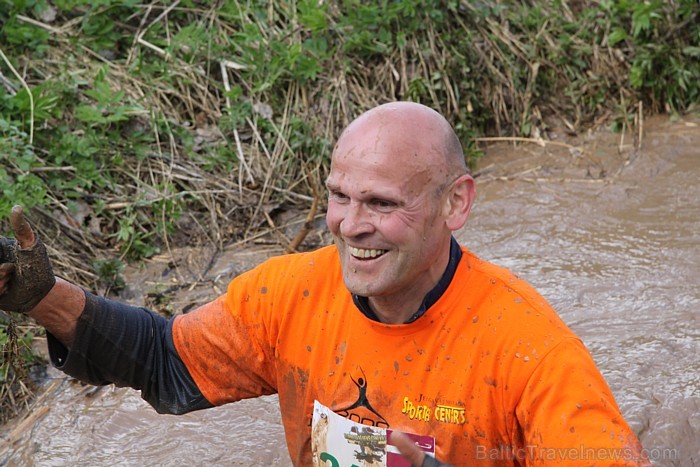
[351,236,463,324]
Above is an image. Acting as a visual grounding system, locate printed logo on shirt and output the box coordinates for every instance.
[402,394,466,425]
[333,367,390,428]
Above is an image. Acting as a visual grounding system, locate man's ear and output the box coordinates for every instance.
[444,174,475,231]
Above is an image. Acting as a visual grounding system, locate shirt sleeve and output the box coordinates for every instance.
[171,288,279,406]
[48,290,212,415]
[515,338,650,466]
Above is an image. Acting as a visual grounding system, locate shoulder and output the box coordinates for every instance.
[459,246,551,307]
[456,246,566,323]
[244,244,340,283]
[258,244,339,272]
[226,244,342,299]
[452,245,580,355]
[451,247,592,400]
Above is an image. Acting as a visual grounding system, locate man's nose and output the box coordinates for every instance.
[339,202,374,237]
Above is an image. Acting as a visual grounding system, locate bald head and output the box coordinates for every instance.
[325,102,476,321]
[333,102,468,185]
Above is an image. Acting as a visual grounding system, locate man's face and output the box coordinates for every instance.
[325,121,453,315]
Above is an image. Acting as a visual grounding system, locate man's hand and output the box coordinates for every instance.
[390,431,454,467]
[0,205,56,313]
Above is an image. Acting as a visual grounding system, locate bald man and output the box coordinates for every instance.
[0,102,647,466]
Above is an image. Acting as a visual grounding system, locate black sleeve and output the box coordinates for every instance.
[47,290,213,415]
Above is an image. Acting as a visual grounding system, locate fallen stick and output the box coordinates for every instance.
[475,136,577,150]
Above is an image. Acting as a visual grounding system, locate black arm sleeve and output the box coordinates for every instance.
[47,290,213,415]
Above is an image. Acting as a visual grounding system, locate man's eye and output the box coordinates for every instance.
[330,191,349,202]
[372,199,396,210]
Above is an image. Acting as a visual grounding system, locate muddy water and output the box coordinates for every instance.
[1,116,698,466]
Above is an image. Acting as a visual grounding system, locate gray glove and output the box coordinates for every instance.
[0,233,56,314]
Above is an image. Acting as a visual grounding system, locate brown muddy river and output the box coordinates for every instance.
[1,115,698,465]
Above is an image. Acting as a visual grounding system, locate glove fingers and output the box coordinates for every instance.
[0,262,16,295]
[0,237,17,263]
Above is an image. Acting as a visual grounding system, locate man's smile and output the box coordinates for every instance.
[347,246,388,259]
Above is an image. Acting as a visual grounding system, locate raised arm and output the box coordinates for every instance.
[0,205,211,414]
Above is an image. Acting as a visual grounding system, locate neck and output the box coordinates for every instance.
[368,244,452,325]
[369,297,425,324]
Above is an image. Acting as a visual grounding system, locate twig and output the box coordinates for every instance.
[219,61,256,188]
[185,246,221,293]
[285,188,320,254]
[472,163,495,178]
[618,118,627,154]
[220,61,231,109]
[0,406,49,448]
[0,376,64,452]
[263,210,292,244]
[29,166,76,172]
[127,2,155,64]
[137,37,167,57]
[0,48,33,144]
[233,128,255,185]
[129,0,181,63]
[479,166,541,182]
[475,136,576,150]
[222,59,248,70]
[0,71,18,94]
[15,14,63,35]
[140,0,181,44]
[266,185,315,202]
[637,101,643,151]
[246,116,272,160]
[482,175,608,184]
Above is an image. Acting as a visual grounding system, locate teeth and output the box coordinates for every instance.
[348,246,386,259]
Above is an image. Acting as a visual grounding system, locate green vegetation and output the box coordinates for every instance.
[0,0,698,421]
[0,316,40,422]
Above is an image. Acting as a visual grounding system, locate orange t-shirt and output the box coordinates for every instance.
[173,245,647,465]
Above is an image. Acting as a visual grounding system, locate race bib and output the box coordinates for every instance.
[312,400,436,466]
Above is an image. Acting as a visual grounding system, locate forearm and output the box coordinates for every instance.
[43,289,213,415]
[27,277,85,347]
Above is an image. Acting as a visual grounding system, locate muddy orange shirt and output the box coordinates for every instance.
[172,245,646,465]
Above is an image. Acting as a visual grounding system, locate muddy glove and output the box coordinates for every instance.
[0,206,56,313]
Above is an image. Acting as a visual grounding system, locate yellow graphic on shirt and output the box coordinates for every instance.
[401,396,466,425]
[401,397,432,421]
[434,404,466,425]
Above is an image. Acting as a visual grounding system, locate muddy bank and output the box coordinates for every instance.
[1,115,698,465]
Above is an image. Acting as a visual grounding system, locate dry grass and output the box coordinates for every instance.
[7,2,638,290]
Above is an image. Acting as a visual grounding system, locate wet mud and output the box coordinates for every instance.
[1,115,698,465]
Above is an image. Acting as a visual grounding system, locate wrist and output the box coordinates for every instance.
[28,278,86,348]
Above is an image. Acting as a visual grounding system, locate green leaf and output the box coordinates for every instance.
[74,105,108,124]
[682,46,700,58]
[608,28,628,46]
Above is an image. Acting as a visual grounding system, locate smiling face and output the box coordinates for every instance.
[325,102,474,323]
